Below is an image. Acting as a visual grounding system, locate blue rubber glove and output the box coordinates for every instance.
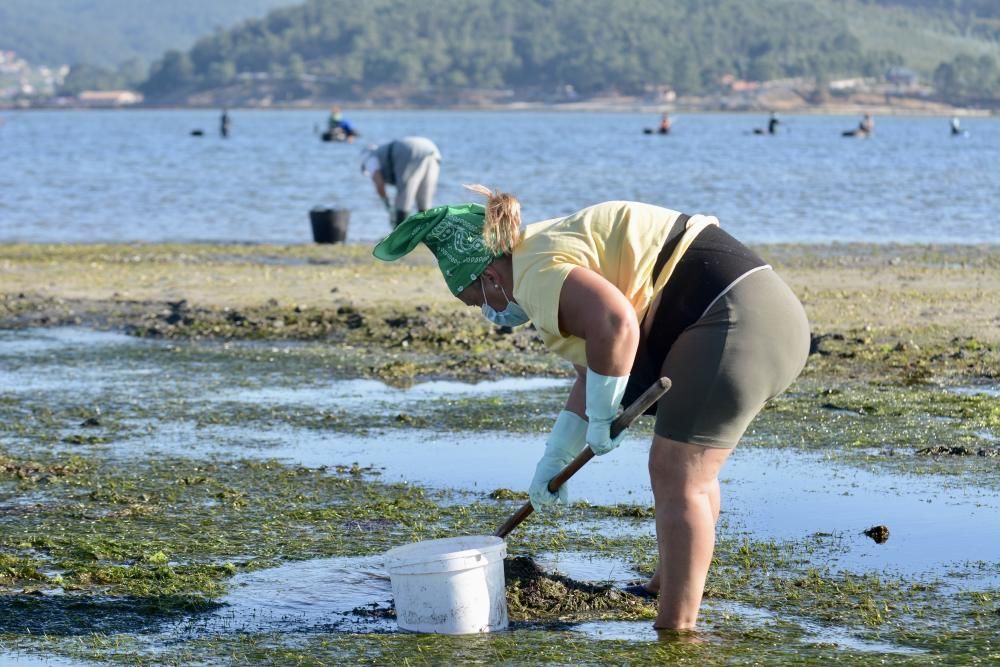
[585,368,629,455]
[529,410,588,511]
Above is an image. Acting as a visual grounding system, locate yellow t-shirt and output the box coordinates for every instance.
[511,201,718,366]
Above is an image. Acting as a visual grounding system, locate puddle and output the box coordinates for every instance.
[0,653,92,666]
[532,552,641,586]
[173,552,640,637]
[0,329,152,394]
[4,328,999,588]
[134,423,1000,581]
[569,601,925,654]
[0,328,137,356]
[213,377,570,411]
[706,601,926,655]
[947,385,1000,398]
[182,556,394,635]
[172,551,923,654]
[0,365,161,395]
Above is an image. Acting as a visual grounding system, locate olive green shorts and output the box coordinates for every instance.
[652,267,810,448]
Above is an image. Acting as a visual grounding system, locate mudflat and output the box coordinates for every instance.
[1,242,996,385]
[1,242,998,665]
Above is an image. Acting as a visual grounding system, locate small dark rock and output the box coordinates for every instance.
[350,600,396,619]
[864,525,890,544]
[916,445,973,456]
[809,333,830,356]
[394,413,428,427]
[385,316,410,328]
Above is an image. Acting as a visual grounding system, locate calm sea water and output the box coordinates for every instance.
[0,109,997,244]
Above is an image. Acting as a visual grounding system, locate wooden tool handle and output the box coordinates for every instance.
[494,376,671,539]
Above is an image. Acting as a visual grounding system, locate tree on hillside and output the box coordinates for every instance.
[133,0,1000,104]
[143,51,195,96]
[934,53,1000,101]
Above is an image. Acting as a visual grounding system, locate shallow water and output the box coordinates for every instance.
[2,110,998,245]
[170,552,644,637]
[203,555,393,634]
[570,608,924,654]
[213,376,572,411]
[0,328,137,356]
[169,549,921,653]
[947,384,1000,398]
[161,425,999,581]
[0,652,91,666]
[1,326,998,666]
[2,328,998,583]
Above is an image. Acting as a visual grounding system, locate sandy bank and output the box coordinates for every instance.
[2,242,996,337]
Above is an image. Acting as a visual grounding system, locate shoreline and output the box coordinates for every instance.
[2,241,996,385]
[3,101,996,117]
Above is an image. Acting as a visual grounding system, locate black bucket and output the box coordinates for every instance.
[309,208,349,244]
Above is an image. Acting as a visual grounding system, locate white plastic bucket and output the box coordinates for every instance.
[384,535,508,634]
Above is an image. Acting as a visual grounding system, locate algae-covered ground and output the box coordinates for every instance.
[0,242,998,665]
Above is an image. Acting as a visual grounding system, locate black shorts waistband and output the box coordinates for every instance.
[624,223,768,414]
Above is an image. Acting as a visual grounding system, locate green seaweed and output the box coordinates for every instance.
[0,242,997,664]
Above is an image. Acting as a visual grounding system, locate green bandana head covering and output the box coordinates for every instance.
[372,203,501,296]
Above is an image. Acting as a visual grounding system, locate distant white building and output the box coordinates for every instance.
[78,90,144,106]
[829,77,869,92]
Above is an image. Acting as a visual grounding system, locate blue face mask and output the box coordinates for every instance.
[481,281,530,328]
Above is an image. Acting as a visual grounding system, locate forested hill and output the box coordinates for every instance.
[0,0,293,68]
[138,0,1000,103]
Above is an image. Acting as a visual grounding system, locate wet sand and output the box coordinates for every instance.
[1,242,997,379]
[1,242,997,665]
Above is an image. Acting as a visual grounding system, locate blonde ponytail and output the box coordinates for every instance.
[465,183,521,255]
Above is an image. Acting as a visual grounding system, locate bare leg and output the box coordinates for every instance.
[645,473,721,595]
[644,437,731,630]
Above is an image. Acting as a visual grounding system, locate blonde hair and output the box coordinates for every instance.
[465,184,521,255]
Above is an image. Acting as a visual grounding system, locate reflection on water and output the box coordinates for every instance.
[215,376,571,410]
[533,552,641,585]
[0,327,136,356]
[0,652,93,666]
[3,110,998,244]
[947,385,1000,398]
[193,555,394,634]
[570,602,926,654]
[165,550,922,653]
[3,328,999,584]
[132,421,998,580]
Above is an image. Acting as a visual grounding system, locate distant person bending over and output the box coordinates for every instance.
[858,113,874,137]
[842,113,874,138]
[657,113,672,135]
[373,187,810,631]
[950,116,962,136]
[362,137,442,228]
[220,109,231,138]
